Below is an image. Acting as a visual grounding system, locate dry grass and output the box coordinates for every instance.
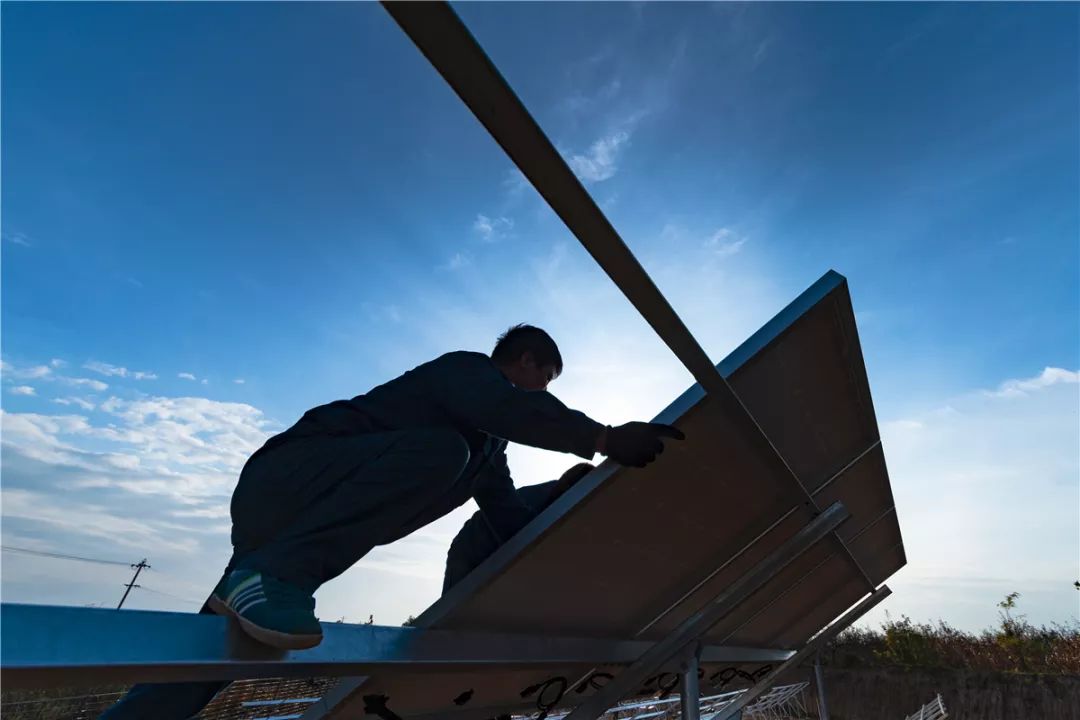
[824,614,1080,675]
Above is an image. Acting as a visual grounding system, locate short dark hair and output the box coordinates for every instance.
[491,324,563,375]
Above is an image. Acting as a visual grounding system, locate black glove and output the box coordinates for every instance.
[550,462,595,501]
[557,462,595,486]
[603,422,685,468]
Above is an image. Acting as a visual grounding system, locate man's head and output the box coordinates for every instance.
[491,324,562,392]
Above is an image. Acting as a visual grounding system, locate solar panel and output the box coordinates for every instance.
[295,270,903,720]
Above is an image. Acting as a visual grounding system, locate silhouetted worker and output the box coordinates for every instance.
[442,462,594,594]
[100,324,682,720]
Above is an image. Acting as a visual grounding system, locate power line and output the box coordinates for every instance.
[139,585,204,605]
[1,544,132,567]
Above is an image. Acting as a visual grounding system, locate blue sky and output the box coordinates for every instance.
[2,3,1077,632]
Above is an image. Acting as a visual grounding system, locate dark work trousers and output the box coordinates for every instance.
[99,428,475,720]
[442,546,476,596]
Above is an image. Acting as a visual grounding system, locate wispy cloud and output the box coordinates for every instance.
[705,228,748,258]
[362,303,403,324]
[988,367,1079,398]
[472,214,514,243]
[83,361,157,380]
[3,360,113,393]
[443,252,471,271]
[61,377,109,392]
[559,78,623,117]
[178,372,197,381]
[568,130,631,183]
[233,378,246,385]
[2,362,53,380]
[1,231,32,246]
[751,36,774,70]
[53,397,96,411]
[502,168,530,198]
[9,386,36,396]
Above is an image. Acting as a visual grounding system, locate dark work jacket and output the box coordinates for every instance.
[260,351,603,543]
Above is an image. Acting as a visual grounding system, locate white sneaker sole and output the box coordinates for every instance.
[208,593,323,651]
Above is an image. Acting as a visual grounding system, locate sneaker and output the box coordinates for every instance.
[208,569,323,650]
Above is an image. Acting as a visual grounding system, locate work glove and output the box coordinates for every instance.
[550,462,596,501]
[557,462,595,487]
[601,422,685,468]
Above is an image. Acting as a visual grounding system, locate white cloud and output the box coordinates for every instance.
[472,214,514,242]
[233,378,246,385]
[988,366,1079,398]
[568,130,630,183]
[84,361,156,380]
[503,167,530,197]
[62,377,108,392]
[705,228,748,258]
[559,78,623,117]
[751,37,773,69]
[1,391,279,533]
[443,252,471,271]
[361,303,404,325]
[49,359,66,368]
[2,488,199,554]
[178,372,196,381]
[1,231,32,246]
[1,388,278,608]
[83,361,128,377]
[201,379,208,385]
[52,397,96,411]
[2,363,52,380]
[9,386,36,396]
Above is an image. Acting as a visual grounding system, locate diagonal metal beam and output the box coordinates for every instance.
[381,0,722,395]
[561,502,850,720]
[380,1,875,592]
[706,586,892,720]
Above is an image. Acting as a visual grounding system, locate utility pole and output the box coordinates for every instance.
[117,558,150,609]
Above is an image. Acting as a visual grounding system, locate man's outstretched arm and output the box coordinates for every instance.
[429,352,683,465]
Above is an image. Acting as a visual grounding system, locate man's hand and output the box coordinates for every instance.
[552,462,595,498]
[599,422,685,468]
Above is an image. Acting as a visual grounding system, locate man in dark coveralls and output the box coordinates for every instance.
[100,324,682,720]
